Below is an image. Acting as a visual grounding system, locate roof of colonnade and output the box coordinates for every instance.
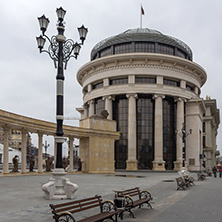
[0,109,119,139]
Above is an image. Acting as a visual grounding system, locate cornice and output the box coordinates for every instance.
[77,53,207,87]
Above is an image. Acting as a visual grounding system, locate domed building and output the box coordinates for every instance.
[77,28,220,171]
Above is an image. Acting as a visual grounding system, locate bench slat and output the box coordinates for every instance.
[52,199,101,214]
[50,196,102,209]
[78,212,116,222]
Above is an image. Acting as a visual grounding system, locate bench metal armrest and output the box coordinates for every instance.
[56,212,75,222]
[140,190,152,200]
[101,200,117,212]
[123,195,134,207]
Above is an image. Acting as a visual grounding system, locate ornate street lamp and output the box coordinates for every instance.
[36,7,88,169]
[42,140,50,156]
[176,123,192,168]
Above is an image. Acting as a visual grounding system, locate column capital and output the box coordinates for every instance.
[153,94,165,100]
[126,93,138,99]
[88,99,95,105]
[83,103,89,109]
[174,97,187,103]
[2,125,10,131]
[37,131,44,136]
[102,95,115,101]
[21,128,27,134]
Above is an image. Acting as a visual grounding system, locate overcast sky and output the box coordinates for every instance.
[1,0,222,155]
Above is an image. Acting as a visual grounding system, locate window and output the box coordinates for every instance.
[186,84,194,91]
[135,42,155,53]
[94,98,105,116]
[115,43,132,54]
[137,95,154,169]
[113,96,128,169]
[110,78,128,85]
[136,77,156,84]
[177,49,186,59]
[163,79,180,87]
[92,82,103,89]
[100,47,111,57]
[158,44,174,55]
[163,97,176,170]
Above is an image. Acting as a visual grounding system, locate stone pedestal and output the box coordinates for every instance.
[79,117,119,174]
[126,160,138,171]
[173,160,183,171]
[178,167,189,177]
[152,160,165,171]
[42,168,78,200]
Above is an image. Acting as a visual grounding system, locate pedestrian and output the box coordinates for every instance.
[219,168,222,178]
[212,166,217,178]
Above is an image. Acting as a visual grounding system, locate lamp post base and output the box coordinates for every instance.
[42,168,78,200]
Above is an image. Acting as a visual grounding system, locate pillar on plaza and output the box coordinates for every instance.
[68,137,74,173]
[103,95,114,120]
[89,100,95,117]
[174,98,185,171]
[152,94,165,171]
[54,138,57,168]
[21,130,27,174]
[126,93,138,171]
[3,126,10,174]
[79,117,119,173]
[38,133,43,173]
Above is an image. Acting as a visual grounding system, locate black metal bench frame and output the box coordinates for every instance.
[197,172,206,181]
[50,195,118,222]
[183,175,195,186]
[114,187,153,219]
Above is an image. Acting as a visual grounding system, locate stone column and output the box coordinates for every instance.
[68,137,74,173]
[103,95,114,120]
[21,130,27,174]
[126,93,138,170]
[38,133,43,173]
[174,98,185,171]
[83,104,88,119]
[88,99,95,117]
[54,138,57,168]
[3,126,10,174]
[152,94,165,171]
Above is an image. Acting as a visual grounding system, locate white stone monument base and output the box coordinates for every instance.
[42,168,78,200]
[178,167,189,177]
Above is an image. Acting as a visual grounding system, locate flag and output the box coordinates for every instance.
[141,5,145,15]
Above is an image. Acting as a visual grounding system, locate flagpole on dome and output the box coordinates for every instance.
[140,4,145,28]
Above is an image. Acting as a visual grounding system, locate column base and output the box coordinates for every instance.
[152,160,165,171]
[173,160,183,171]
[126,160,138,171]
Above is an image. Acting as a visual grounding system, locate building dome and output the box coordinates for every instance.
[91,28,193,61]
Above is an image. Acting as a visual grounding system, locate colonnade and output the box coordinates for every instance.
[83,94,187,171]
[1,127,77,174]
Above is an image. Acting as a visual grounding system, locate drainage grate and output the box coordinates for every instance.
[162,180,175,182]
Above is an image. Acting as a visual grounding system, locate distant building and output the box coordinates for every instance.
[0,144,21,164]
[77,28,220,171]
[0,129,32,161]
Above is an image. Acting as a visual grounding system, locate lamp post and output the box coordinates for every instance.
[176,123,192,169]
[43,140,50,157]
[36,7,87,200]
[36,7,88,169]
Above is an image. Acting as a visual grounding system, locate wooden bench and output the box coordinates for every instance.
[197,172,206,181]
[50,195,118,222]
[114,187,153,219]
[176,177,187,190]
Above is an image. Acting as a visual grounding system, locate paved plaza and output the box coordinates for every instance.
[0,171,222,222]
